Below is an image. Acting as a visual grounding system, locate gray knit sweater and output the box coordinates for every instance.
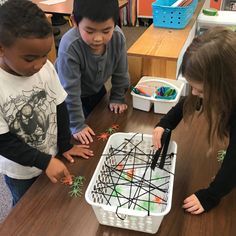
[55,26,130,134]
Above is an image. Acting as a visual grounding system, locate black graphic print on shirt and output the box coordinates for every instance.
[0,85,57,153]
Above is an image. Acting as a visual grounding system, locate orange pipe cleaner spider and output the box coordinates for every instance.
[97,132,110,141]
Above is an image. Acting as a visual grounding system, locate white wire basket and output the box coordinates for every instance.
[85,132,177,234]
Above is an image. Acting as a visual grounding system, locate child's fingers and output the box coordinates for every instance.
[183,202,204,214]
[156,138,162,149]
[73,133,86,144]
[79,150,94,159]
[63,153,74,163]
[73,133,79,141]
[76,144,90,148]
[78,136,85,144]
[182,194,205,214]
[191,208,204,215]
[73,130,93,144]
[84,149,94,156]
[109,104,118,113]
[118,104,127,113]
[152,133,162,149]
[80,153,90,159]
[49,176,58,184]
[87,127,95,136]
[63,169,73,185]
[109,103,113,111]
[78,133,90,144]
[85,133,93,143]
[113,105,118,113]
[184,204,199,212]
[152,127,165,149]
[64,146,93,159]
[110,103,127,114]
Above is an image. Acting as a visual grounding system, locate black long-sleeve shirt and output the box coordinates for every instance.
[157,98,236,211]
[0,102,73,171]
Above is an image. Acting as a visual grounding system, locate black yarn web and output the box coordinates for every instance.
[91,133,176,217]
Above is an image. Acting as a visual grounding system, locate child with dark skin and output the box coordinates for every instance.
[0,0,93,205]
[153,27,236,214]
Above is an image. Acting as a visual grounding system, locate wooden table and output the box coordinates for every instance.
[32,0,128,15]
[1,93,236,236]
[128,0,205,83]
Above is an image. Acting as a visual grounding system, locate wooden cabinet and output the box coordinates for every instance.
[137,0,155,18]
[128,0,206,85]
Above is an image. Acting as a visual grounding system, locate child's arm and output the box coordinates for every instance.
[72,126,95,145]
[109,27,130,113]
[57,101,94,160]
[152,98,185,149]
[0,132,51,170]
[55,49,87,140]
[0,132,72,183]
[193,111,236,211]
[56,101,73,156]
[157,97,185,130]
[55,49,96,144]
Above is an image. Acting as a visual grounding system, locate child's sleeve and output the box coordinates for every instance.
[55,50,86,134]
[110,28,130,104]
[0,132,52,170]
[47,61,73,153]
[57,101,73,155]
[156,97,185,129]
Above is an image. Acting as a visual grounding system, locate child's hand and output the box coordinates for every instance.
[73,126,95,144]
[152,126,165,149]
[63,144,94,163]
[109,103,128,114]
[183,194,205,214]
[45,156,72,184]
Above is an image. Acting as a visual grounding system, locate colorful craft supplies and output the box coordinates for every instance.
[155,86,177,100]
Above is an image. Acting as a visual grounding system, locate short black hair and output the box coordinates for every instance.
[0,0,52,47]
[73,0,119,25]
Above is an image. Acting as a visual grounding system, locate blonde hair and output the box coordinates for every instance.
[182,27,236,144]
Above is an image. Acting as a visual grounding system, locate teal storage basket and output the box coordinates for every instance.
[152,0,198,29]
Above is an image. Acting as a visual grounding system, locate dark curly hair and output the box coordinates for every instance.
[0,0,52,47]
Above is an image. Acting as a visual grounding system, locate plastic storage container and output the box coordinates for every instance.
[131,76,184,114]
[152,0,198,29]
[85,132,177,234]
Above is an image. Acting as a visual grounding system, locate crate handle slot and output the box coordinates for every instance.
[101,205,147,217]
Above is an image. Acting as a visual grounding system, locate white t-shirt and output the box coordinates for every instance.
[0,60,67,179]
[0,0,7,6]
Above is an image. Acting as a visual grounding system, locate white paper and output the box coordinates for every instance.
[40,0,66,5]
[171,0,184,7]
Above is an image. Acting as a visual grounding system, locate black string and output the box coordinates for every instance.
[151,128,171,170]
[91,133,176,217]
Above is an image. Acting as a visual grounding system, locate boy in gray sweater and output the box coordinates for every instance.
[55,0,130,145]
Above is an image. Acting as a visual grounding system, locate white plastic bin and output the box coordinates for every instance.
[85,132,177,234]
[131,76,184,114]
